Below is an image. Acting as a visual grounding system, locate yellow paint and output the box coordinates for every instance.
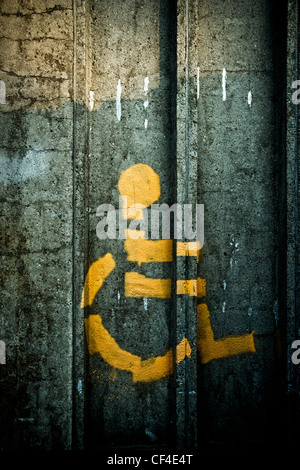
[118,164,161,219]
[125,238,173,265]
[80,253,116,308]
[176,278,206,298]
[125,229,146,239]
[81,163,256,383]
[85,314,191,382]
[176,337,192,363]
[177,241,201,262]
[125,272,171,298]
[120,198,145,220]
[197,303,256,364]
[127,203,147,220]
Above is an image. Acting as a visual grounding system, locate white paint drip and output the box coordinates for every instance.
[144,76,149,93]
[223,280,227,290]
[197,66,200,100]
[77,379,83,394]
[0,81,6,104]
[143,297,148,310]
[116,79,122,121]
[222,301,226,313]
[222,68,227,101]
[89,90,95,111]
[117,290,120,303]
[144,77,149,129]
[229,235,239,269]
[248,307,253,317]
[0,340,6,364]
[248,90,252,107]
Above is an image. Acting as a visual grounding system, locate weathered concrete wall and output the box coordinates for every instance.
[0,0,74,449]
[83,0,178,450]
[286,0,300,445]
[0,0,297,453]
[196,0,286,447]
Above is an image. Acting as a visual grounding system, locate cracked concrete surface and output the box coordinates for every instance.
[0,0,296,452]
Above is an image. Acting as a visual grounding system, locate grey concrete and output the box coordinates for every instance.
[286,0,300,444]
[0,0,74,450]
[0,0,296,452]
[196,0,286,446]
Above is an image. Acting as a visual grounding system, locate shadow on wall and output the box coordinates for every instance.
[0,0,289,451]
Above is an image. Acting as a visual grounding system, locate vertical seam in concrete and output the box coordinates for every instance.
[72,0,77,450]
[185,0,190,206]
[184,0,190,449]
[171,0,179,448]
[295,0,299,342]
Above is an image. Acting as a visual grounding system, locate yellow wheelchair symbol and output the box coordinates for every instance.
[81,164,255,382]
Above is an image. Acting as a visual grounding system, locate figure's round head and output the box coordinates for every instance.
[118,163,161,210]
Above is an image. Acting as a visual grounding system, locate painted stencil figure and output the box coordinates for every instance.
[81,164,255,382]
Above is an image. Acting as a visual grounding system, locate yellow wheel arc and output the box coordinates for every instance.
[81,253,191,383]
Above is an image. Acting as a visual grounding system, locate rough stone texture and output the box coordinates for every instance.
[0,0,296,452]
[83,0,177,450]
[196,0,282,447]
[286,0,300,446]
[0,0,74,450]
